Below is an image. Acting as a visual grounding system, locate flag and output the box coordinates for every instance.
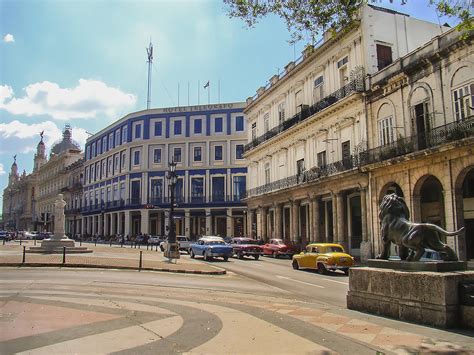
[203,81,209,89]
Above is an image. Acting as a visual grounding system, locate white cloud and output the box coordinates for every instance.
[0,163,5,175]
[3,34,14,43]
[0,120,87,155]
[0,79,137,120]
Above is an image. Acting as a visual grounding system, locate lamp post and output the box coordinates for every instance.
[165,160,180,261]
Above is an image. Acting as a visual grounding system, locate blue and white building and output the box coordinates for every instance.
[81,103,247,238]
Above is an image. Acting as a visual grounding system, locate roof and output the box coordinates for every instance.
[50,126,81,155]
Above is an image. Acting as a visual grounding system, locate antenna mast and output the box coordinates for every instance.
[146,41,153,110]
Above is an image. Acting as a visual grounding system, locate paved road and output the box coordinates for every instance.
[189,253,350,307]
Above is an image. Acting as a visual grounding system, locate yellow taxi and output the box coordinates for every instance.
[292,243,354,275]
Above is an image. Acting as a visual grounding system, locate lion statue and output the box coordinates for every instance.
[376,193,463,261]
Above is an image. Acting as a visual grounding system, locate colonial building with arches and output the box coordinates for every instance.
[363,28,474,260]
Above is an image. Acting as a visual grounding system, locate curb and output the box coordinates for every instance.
[0,263,226,275]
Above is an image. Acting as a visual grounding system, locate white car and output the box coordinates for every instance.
[24,231,39,240]
[160,235,191,253]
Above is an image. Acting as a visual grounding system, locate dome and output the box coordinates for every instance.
[50,125,81,155]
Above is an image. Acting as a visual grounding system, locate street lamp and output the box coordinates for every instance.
[165,160,180,261]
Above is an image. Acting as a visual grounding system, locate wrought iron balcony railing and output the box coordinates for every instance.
[360,116,474,166]
[244,78,364,152]
[244,155,359,198]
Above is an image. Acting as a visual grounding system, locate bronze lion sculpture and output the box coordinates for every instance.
[376,193,463,261]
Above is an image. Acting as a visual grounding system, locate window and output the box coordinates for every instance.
[194,146,202,161]
[233,176,246,200]
[130,180,141,204]
[101,160,106,179]
[264,162,270,184]
[215,145,223,161]
[174,120,182,135]
[90,165,95,182]
[122,126,128,143]
[173,147,182,163]
[114,154,119,172]
[154,121,162,136]
[115,129,121,146]
[378,116,394,146]
[150,179,163,202]
[102,137,107,152]
[317,151,327,167]
[313,76,324,103]
[251,122,257,141]
[86,146,91,160]
[376,44,393,71]
[108,158,113,175]
[85,168,89,184]
[212,176,225,201]
[134,123,142,139]
[108,133,114,149]
[236,144,244,159]
[133,150,140,165]
[113,184,118,201]
[97,141,102,155]
[278,102,285,125]
[297,158,305,175]
[337,56,348,68]
[97,162,102,180]
[120,152,126,170]
[91,143,96,157]
[295,90,303,113]
[191,178,204,201]
[215,117,223,132]
[175,178,184,201]
[106,187,111,202]
[194,119,202,134]
[120,182,125,200]
[264,112,269,133]
[236,116,244,131]
[453,83,474,121]
[100,188,105,204]
[153,148,162,164]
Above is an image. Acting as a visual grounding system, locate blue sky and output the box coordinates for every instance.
[0,0,457,212]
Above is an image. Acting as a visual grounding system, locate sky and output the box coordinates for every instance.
[0,0,458,212]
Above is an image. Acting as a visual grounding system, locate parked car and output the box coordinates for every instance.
[292,243,354,275]
[230,237,262,260]
[148,236,165,245]
[135,235,149,245]
[262,239,297,258]
[37,232,53,240]
[24,231,39,240]
[388,249,444,261]
[0,230,9,240]
[160,235,191,253]
[189,236,233,261]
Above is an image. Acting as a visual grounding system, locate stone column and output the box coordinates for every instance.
[117,212,123,235]
[205,208,212,235]
[249,209,256,239]
[359,188,372,262]
[111,213,117,235]
[313,197,321,242]
[141,209,149,234]
[291,200,300,242]
[267,209,273,240]
[275,203,282,240]
[185,209,191,238]
[261,207,268,241]
[124,210,131,237]
[336,192,346,249]
[104,214,109,236]
[331,195,338,243]
[98,214,104,236]
[81,217,86,236]
[226,209,233,237]
[308,198,314,243]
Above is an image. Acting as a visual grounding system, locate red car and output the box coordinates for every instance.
[230,238,262,260]
[263,239,297,258]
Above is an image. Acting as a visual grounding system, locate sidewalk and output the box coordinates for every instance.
[0,241,226,275]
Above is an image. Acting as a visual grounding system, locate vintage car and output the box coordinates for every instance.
[292,243,354,275]
[230,238,262,260]
[189,236,233,261]
[160,235,192,253]
[262,239,297,258]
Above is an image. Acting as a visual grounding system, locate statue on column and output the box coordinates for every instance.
[53,194,67,239]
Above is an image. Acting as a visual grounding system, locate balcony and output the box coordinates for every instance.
[244,78,364,153]
[360,116,474,166]
[244,155,359,198]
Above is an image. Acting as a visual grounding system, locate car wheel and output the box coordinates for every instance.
[292,260,299,270]
[238,252,244,260]
[223,256,229,262]
[343,268,349,276]
[254,255,260,260]
[317,263,327,274]
[190,250,195,259]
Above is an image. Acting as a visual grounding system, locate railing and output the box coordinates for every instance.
[244,155,359,198]
[244,78,364,152]
[360,116,474,165]
[65,207,81,214]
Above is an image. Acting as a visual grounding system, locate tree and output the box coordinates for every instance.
[223,0,473,43]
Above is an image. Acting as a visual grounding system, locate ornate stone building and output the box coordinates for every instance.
[2,157,36,231]
[35,126,83,233]
[243,4,451,260]
[362,28,474,260]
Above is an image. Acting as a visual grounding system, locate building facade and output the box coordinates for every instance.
[362,28,474,260]
[35,126,83,233]
[63,158,84,237]
[82,103,247,239]
[243,5,450,259]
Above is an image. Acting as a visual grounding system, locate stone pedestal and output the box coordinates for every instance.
[347,266,474,328]
[359,241,372,262]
